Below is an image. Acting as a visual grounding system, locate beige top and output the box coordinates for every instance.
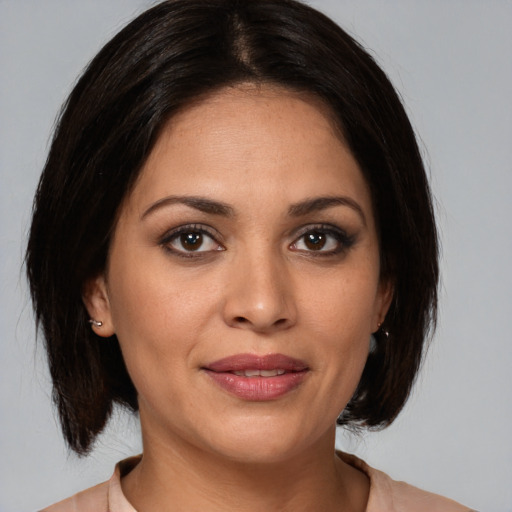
[41,452,475,512]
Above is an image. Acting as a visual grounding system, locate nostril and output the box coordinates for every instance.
[231,316,289,329]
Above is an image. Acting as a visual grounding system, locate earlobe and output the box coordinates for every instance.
[373,278,394,333]
[82,274,115,337]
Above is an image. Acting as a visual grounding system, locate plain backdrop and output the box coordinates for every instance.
[1,1,511,511]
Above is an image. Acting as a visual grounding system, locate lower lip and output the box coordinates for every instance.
[204,370,308,401]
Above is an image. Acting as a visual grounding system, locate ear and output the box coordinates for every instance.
[372,277,394,333]
[82,274,115,337]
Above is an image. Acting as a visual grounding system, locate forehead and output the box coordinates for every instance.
[169,83,345,139]
[152,84,343,159]
[124,84,372,219]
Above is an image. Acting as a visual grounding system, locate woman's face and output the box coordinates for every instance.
[86,85,391,463]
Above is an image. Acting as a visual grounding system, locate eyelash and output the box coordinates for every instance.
[159,224,224,259]
[289,224,356,257]
[159,223,355,259]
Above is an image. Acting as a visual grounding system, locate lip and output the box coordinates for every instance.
[203,353,309,401]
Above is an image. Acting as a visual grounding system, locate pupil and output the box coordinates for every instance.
[181,232,202,250]
[305,232,326,250]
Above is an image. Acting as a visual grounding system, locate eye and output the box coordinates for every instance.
[290,225,354,255]
[161,225,224,257]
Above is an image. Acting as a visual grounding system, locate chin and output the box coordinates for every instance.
[200,414,330,465]
[212,438,304,465]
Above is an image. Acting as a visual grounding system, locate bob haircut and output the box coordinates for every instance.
[26,0,438,455]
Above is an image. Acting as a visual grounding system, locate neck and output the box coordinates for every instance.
[121,426,369,512]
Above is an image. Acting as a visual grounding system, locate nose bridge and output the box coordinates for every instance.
[223,244,296,332]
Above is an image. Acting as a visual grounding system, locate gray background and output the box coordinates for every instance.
[1,1,511,511]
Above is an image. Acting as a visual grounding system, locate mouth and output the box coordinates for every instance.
[202,353,309,401]
[232,369,286,377]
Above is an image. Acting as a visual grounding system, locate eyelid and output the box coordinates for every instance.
[291,223,349,240]
[289,223,356,254]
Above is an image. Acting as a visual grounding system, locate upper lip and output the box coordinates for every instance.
[204,353,309,373]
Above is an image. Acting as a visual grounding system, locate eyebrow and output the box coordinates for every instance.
[141,194,365,224]
[288,196,366,225]
[141,195,235,219]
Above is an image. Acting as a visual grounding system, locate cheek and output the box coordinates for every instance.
[301,269,380,334]
[106,255,222,366]
[298,270,378,390]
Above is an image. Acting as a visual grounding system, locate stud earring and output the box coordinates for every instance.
[377,322,390,339]
[88,319,103,327]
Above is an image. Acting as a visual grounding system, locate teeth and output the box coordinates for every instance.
[232,369,286,377]
[261,369,286,377]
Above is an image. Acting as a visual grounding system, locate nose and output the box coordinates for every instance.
[222,249,297,334]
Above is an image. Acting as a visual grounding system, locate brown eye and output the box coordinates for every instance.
[304,231,326,251]
[290,225,354,255]
[163,226,223,256]
[180,232,203,251]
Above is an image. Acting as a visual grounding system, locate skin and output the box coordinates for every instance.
[85,84,392,512]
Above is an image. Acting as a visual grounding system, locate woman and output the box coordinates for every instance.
[26,1,475,510]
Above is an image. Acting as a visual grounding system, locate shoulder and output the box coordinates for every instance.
[39,480,109,512]
[372,472,474,512]
[384,479,476,512]
[38,456,140,512]
[338,451,475,512]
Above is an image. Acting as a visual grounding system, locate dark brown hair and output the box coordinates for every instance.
[26,0,438,455]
